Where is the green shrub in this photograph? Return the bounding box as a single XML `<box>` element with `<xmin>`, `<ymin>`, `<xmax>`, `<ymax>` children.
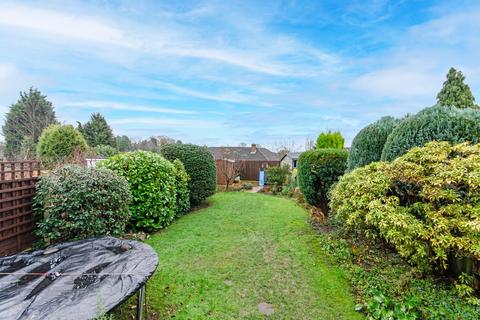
<box><xmin>282</xmin><ymin>168</ymin><xmax>298</xmax><ymax>197</ymax></box>
<box><xmin>160</xmin><ymin>144</ymin><xmax>216</xmax><ymax>205</ymax></box>
<box><xmin>34</xmin><ymin>165</ymin><xmax>131</xmax><ymax>244</ymax></box>
<box><xmin>36</xmin><ymin>124</ymin><xmax>88</xmax><ymax>168</ymax></box>
<box><xmin>317</xmin><ymin>229</ymin><xmax>480</xmax><ymax>320</ymax></box>
<box><xmin>347</xmin><ymin>116</ymin><xmax>398</xmax><ymax>171</ymax></box>
<box><xmin>99</xmin><ymin>151</ymin><xmax>178</xmax><ymax>231</ymax></box>
<box><xmin>266</xmin><ymin>164</ymin><xmax>290</xmax><ymax>193</ymax></box>
<box><xmin>316</xmin><ymin>131</ymin><xmax>345</xmax><ymax>149</ymax></box>
<box><xmin>94</xmin><ymin>144</ymin><xmax>119</xmax><ymax>158</ymax></box>
<box><xmin>331</xmin><ymin>141</ymin><xmax>480</xmax><ymax>274</ymax></box>
<box><xmin>297</xmin><ymin>148</ymin><xmax>348</xmax><ymax>213</ymax></box>
<box><xmin>172</xmin><ymin>159</ymin><xmax>190</xmax><ymax>215</ymax></box>
<box><xmin>381</xmin><ymin>105</ymin><xmax>480</xmax><ymax>161</ymax></box>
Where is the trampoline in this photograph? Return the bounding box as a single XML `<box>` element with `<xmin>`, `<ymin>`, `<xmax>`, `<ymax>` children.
<box><xmin>0</xmin><ymin>237</ymin><xmax>158</xmax><ymax>320</ymax></box>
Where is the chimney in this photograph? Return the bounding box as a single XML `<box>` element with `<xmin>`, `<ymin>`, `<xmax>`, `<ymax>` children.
<box><xmin>250</xmin><ymin>144</ymin><xmax>257</xmax><ymax>154</ymax></box>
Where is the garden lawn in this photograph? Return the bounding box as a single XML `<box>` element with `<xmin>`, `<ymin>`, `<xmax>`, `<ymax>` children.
<box><xmin>123</xmin><ymin>192</ymin><xmax>362</xmax><ymax>319</ymax></box>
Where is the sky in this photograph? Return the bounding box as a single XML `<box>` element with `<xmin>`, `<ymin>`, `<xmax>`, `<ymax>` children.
<box><xmin>1</xmin><ymin>0</ymin><xmax>480</xmax><ymax>150</ymax></box>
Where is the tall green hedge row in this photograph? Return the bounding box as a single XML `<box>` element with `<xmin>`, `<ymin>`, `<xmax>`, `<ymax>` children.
<box><xmin>160</xmin><ymin>143</ymin><xmax>216</xmax><ymax>205</ymax></box>
<box><xmin>297</xmin><ymin>148</ymin><xmax>348</xmax><ymax>213</ymax></box>
<box><xmin>347</xmin><ymin>116</ymin><xmax>398</xmax><ymax>171</ymax></box>
<box><xmin>172</xmin><ymin>159</ymin><xmax>191</xmax><ymax>215</ymax></box>
<box><xmin>381</xmin><ymin>105</ymin><xmax>480</xmax><ymax>161</ymax></box>
<box><xmin>100</xmin><ymin>151</ymin><xmax>189</xmax><ymax>231</ymax></box>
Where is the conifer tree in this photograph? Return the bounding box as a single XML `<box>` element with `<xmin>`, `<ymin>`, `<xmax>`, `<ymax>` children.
<box><xmin>437</xmin><ymin>67</ymin><xmax>476</xmax><ymax>109</ymax></box>
<box><xmin>77</xmin><ymin>113</ymin><xmax>116</xmax><ymax>147</ymax></box>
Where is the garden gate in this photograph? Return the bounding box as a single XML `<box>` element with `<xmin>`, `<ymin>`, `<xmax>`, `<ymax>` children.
<box><xmin>0</xmin><ymin>161</ymin><xmax>40</xmax><ymax>256</ymax></box>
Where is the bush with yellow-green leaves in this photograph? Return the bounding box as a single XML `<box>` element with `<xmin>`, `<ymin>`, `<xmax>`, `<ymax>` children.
<box><xmin>330</xmin><ymin>141</ymin><xmax>480</xmax><ymax>274</ymax></box>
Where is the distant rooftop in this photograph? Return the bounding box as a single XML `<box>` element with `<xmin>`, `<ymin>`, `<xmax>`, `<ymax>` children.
<box><xmin>208</xmin><ymin>144</ymin><xmax>279</xmax><ymax>162</ymax></box>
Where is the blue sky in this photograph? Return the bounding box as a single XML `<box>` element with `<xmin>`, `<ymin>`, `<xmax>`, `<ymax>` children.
<box><xmin>1</xmin><ymin>0</ymin><xmax>479</xmax><ymax>150</ymax></box>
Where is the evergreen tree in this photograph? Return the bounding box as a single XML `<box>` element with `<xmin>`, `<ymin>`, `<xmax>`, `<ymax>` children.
<box><xmin>437</xmin><ymin>67</ymin><xmax>476</xmax><ymax>108</ymax></box>
<box><xmin>316</xmin><ymin>131</ymin><xmax>344</xmax><ymax>149</ymax></box>
<box><xmin>78</xmin><ymin>113</ymin><xmax>116</xmax><ymax>147</ymax></box>
<box><xmin>2</xmin><ymin>88</ymin><xmax>57</xmax><ymax>159</ymax></box>
<box><xmin>116</xmin><ymin>135</ymin><xmax>132</xmax><ymax>152</ymax></box>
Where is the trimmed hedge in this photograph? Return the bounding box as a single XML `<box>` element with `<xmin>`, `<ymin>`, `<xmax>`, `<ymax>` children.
<box><xmin>160</xmin><ymin>144</ymin><xmax>216</xmax><ymax>205</ymax></box>
<box><xmin>172</xmin><ymin>159</ymin><xmax>190</xmax><ymax>215</ymax></box>
<box><xmin>34</xmin><ymin>165</ymin><xmax>131</xmax><ymax>244</ymax></box>
<box><xmin>99</xmin><ymin>151</ymin><xmax>180</xmax><ymax>231</ymax></box>
<box><xmin>347</xmin><ymin>116</ymin><xmax>399</xmax><ymax>171</ymax></box>
<box><xmin>297</xmin><ymin>148</ymin><xmax>348</xmax><ymax>213</ymax></box>
<box><xmin>331</xmin><ymin>141</ymin><xmax>480</xmax><ymax>275</ymax></box>
<box><xmin>381</xmin><ymin>105</ymin><xmax>480</xmax><ymax>161</ymax></box>
<box><xmin>316</xmin><ymin>131</ymin><xmax>345</xmax><ymax>149</ymax></box>
<box><xmin>36</xmin><ymin>124</ymin><xmax>88</xmax><ymax>168</ymax></box>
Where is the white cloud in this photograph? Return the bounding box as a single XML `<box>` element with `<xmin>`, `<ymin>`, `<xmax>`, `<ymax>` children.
<box><xmin>351</xmin><ymin>66</ymin><xmax>441</xmax><ymax>99</ymax></box>
<box><xmin>110</xmin><ymin>117</ymin><xmax>221</xmax><ymax>128</ymax></box>
<box><xmin>0</xmin><ymin>4</ymin><xmax>139</xmax><ymax>48</ymax></box>
<box><xmin>63</xmin><ymin>101</ymin><xmax>196</xmax><ymax>114</ymax></box>
<box><xmin>349</xmin><ymin>5</ymin><xmax>480</xmax><ymax>102</ymax></box>
<box><xmin>0</xmin><ymin>64</ymin><xmax>33</xmax><ymax>103</ymax></box>
<box><xmin>0</xmin><ymin>3</ymin><xmax>340</xmax><ymax>77</ymax></box>
<box><xmin>153</xmin><ymin>81</ymin><xmax>261</xmax><ymax>105</ymax></box>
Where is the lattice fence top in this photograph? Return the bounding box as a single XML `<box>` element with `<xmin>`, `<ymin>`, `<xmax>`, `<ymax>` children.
<box><xmin>0</xmin><ymin>161</ymin><xmax>41</xmax><ymax>256</ymax></box>
<box><xmin>0</xmin><ymin>161</ymin><xmax>40</xmax><ymax>181</ymax></box>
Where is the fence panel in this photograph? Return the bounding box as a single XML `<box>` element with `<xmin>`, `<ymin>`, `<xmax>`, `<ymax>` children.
<box><xmin>0</xmin><ymin>161</ymin><xmax>40</xmax><ymax>256</ymax></box>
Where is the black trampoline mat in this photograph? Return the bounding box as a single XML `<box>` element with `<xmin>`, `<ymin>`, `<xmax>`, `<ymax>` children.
<box><xmin>0</xmin><ymin>237</ymin><xmax>158</xmax><ymax>320</ymax></box>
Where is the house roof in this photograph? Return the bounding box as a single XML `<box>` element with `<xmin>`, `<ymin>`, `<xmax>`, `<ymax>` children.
<box><xmin>208</xmin><ymin>146</ymin><xmax>280</xmax><ymax>162</ymax></box>
<box><xmin>280</xmin><ymin>151</ymin><xmax>301</xmax><ymax>161</ymax></box>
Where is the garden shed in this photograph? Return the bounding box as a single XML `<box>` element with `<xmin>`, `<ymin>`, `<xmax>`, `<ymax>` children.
<box><xmin>208</xmin><ymin>144</ymin><xmax>280</xmax><ymax>185</ymax></box>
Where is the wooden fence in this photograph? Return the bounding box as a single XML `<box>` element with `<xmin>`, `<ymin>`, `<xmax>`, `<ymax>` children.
<box><xmin>215</xmin><ymin>159</ymin><xmax>280</xmax><ymax>185</ymax></box>
<box><xmin>0</xmin><ymin>161</ymin><xmax>40</xmax><ymax>256</ymax></box>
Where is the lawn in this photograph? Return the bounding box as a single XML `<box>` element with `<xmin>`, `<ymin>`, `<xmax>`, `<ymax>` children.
<box><xmin>117</xmin><ymin>192</ymin><xmax>362</xmax><ymax>319</ymax></box>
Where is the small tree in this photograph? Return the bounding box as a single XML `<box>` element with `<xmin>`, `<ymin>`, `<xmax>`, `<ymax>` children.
<box><xmin>437</xmin><ymin>67</ymin><xmax>476</xmax><ymax>109</ymax></box>
<box><xmin>316</xmin><ymin>131</ymin><xmax>344</xmax><ymax>149</ymax></box>
<box><xmin>36</xmin><ymin>124</ymin><xmax>88</xmax><ymax>168</ymax></box>
<box><xmin>2</xmin><ymin>88</ymin><xmax>57</xmax><ymax>159</ymax></box>
<box><xmin>218</xmin><ymin>149</ymin><xmax>245</xmax><ymax>191</ymax></box>
<box><xmin>77</xmin><ymin>113</ymin><xmax>116</xmax><ymax>147</ymax></box>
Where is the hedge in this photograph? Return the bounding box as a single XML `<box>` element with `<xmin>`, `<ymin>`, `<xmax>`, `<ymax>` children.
<box><xmin>331</xmin><ymin>141</ymin><xmax>480</xmax><ymax>275</ymax></box>
<box><xmin>297</xmin><ymin>148</ymin><xmax>348</xmax><ymax>213</ymax></box>
<box><xmin>381</xmin><ymin>105</ymin><xmax>480</xmax><ymax>161</ymax></box>
<box><xmin>99</xmin><ymin>151</ymin><xmax>180</xmax><ymax>231</ymax></box>
<box><xmin>172</xmin><ymin>159</ymin><xmax>190</xmax><ymax>215</ymax></box>
<box><xmin>34</xmin><ymin>165</ymin><xmax>131</xmax><ymax>244</ymax></box>
<box><xmin>160</xmin><ymin>143</ymin><xmax>216</xmax><ymax>205</ymax></box>
<box><xmin>347</xmin><ymin>116</ymin><xmax>398</xmax><ymax>171</ymax></box>
<box><xmin>36</xmin><ymin>124</ymin><xmax>88</xmax><ymax>168</ymax></box>
<box><xmin>266</xmin><ymin>164</ymin><xmax>290</xmax><ymax>194</ymax></box>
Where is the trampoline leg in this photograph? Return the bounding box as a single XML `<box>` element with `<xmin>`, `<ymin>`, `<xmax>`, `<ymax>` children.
<box><xmin>136</xmin><ymin>285</ymin><xmax>146</xmax><ymax>320</ymax></box>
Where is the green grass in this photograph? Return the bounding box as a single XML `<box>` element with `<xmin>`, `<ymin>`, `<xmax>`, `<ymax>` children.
<box><xmin>117</xmin><ymin>192</ymin><xmax>363</xmax><ymax>319</ymax></box>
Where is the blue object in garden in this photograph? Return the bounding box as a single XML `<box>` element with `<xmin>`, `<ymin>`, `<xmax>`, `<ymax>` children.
<box><xmin>259</xmin><ymin>170</ymin><xmax>265</xmax><ymax>186</ymax></box>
